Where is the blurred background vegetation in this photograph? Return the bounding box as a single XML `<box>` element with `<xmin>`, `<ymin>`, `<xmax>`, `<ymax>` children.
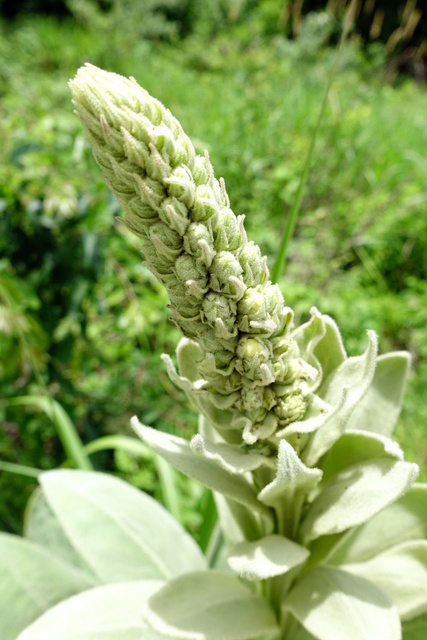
<box><xmin>0</xmin><ymin>0</ymin><xmax>426</xmax><ymax>536</ymax></box>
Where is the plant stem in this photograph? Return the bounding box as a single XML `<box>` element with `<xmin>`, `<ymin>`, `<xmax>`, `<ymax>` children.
<box><xmin>272</xmin><ymin>0</ymin><xmax>359</xmax><ymax>283</ymax></box>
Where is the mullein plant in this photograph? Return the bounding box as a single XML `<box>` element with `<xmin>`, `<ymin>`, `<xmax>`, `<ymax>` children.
<box><xmin>2</xmin><ymin>64</ymin><xmax>426</xmax><ymax>640</ymax></box>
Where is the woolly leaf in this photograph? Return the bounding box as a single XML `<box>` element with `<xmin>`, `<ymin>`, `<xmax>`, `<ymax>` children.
<box><xmin>346</xmin><ymin>352</ymin><xmax>410</xmax><ymax>436</ymax></box>
<box><xmin>300</xmin><ymin>458</ymin><xmax>418</xmax><ymax>543</ymax></box>
<box><xmin>18</xmin><ymin>580</ymin><xmax>165</xmax><ymax>640</ymax></box>
<box><xmin>228</xmin><ymin>535</ymin><xmax>309</xmax><ymax>581</ymax></box>
<box><xmin>258</xmin><ymin>439</ymin><xmax>322</xmax><ymax>507</ymax></box>
<box><xmin>302</xmin><ymin>330</ymin><xmax>378</xmax><ymax>465</ymax></box>
<box><xmin>40</xmin><ymin>469</ymin><xmax>206</xmax><ymax>582</ymax></box>
<box><xmin>24</xmin><ymin>488</ymin><xmax>92</xmax><ymax>575</ymax></box>
<box><xmin>144</xmin><ymin>571</ymin><xmax>279</xmax><ymax>640</ymax></box>
<box><xmin>328</xmin><ymin>484</ymin><xmax>427</xmax><ymax>564</ymax></box>
<box><xmin>0</xmin><ymin>533</ymin><xmax>96</xmax><ymax>640</ymax></box>
<box><xmin>320</xmin><ymin>430</ymin><xmax>403</xmax><ymax>483</ymax></box>
<box><xmin>133</xmin><ymin>418</ymin><xmax>273</xmax><ymax>522</ymax></box>
<box><xmin>190</xmin><ymin>433</ymin><xmax>274</xmax><ymax>474</ymax></box>
<box><xmin>283</xmin><ymin>566</ymin><xmax>401</xmax><ymax>640</ymax></box>
<box><xmin>344</xmin><ymin>541</ymin><xmax>427</xmax><ymax>620</ymax></box>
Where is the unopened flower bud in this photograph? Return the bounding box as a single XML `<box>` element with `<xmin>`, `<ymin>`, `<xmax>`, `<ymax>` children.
<box><xmin>164</xmin><ymin>166</ymin><xmax>196</xmax><ymax>209</ymax></box>
<box><xmin>274</xmin><ymin>392</ymin><xmax>307</xmax><ymax>424</ymax></box>
<box><xmin>210</xmin><ymin>251</ymin><xmax>245</xmax><ymax>298</ymax></box>
<box><xmin>192</xmin><ymin>155</ymin><xmax>210</xmax><ymax>186</ymax></box>
<box><xmin>202</xmin><ymin>292</ymin><xmax>237</xmax><ymax>335</ymax></box>
<box><xmin>174</xmin><ymin>254</ymin><xmax>208</xmax><ymax>293</ymax></box>
<box><xmin>238</xmin><ymin>242</ymin><xmax>268</xmax><ymax>287</ymax></box>
<box><xmin>183</xmin><ymin>222</ymin><xmax>214</xmax><ymax>267</ymax></box>
<box><xmin>213</xmin><ymin>208</ymin><xmax>243</xmax><ymax>252</ymax></box>
<box><xmin>236</xmin><ymin>336</ymin><xmax>274</xmax><ymax>383</ymax></box>
<box><xmin>159</xmin><ymin>197</ymin><xmax>189</xmax><ymax>236</ymax></box>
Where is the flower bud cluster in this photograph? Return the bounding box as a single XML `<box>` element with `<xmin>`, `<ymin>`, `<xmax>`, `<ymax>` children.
<box><xmin>70</xmin><ymin>64</ymin><xmax>317</xmax><ymax>443</ymax></box>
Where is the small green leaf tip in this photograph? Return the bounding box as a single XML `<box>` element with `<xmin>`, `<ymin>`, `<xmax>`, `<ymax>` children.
<box><xmin>69</xmin><ymin>63</ymin><xmax>316</xmax><ymax>442</ymax></box>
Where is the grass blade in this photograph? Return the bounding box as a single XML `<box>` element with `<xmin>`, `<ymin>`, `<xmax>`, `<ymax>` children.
<box><xmin>0</xmin><ymin>460</ymin><xmax>41</xmax><ymax>478</ymax></box>
<box><xmin>272</xmin><ymin>0</ymin><xmax>359</xmax><ymax>283</ymax></box>
<box><xmin>6</xmin><ymin>395</ymin><xmax>93</xmax><ymax>471</ymax></box>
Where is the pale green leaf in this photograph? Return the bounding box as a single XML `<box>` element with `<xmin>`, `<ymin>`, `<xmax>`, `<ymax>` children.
<box><xmin>312</xmin><ymin>312</ymin><xmax>347</xmax><ymax>382</ymax></box>
<box><xmin>176</xmin><ymin>337</ymin><xmax>204</xmax><ymax>382</ymax></box>
<box><xmin>145</xmin><ymin>570</ymin><xmax>279</xmax><ymax>640</ymax></box>
<box><xmin>283</xmin><ymin>566</ymin><xmax>401</xmax><ymax>640</ymax></box>
<box><xmin>320</xmin><ymin>430</ymin><xmax>403</xmax><ymax>483</ymax></box>
<box><xmin>132</xmin><ymin>418</ymin><xmax>273</xmax><ymax>522</ymax></box>
<box><xmin>18</xmin><ymin>580</ymin><xmax>165</xmax><ymax>640</ymax></box>
<box><xmin>293</xmin><ymin>309</ymin><xmax>347</xmax><ymax>392</ymax></box>
<box><xmin>328</xmin><ymin>484</ymin><xmax>427</xmax><ymax>564</ymax></box>
<box><xmin>276</xmin><ymin>394</ymin><xmax>336</xmax><ymax>438</ymax></box>
<box><xmin>302</xmin><ymin>330</ymin><xmax>378</xmax><ymax>466</ymax></box>
<box><xmin>300</xmin><ymin>458</ymin><xmax>418</xmax><ymax>543</ymax></box>
<box><xmin>258</xmin><ymin>439</ymin><xmax>322</xmax><ymax>507</ymax></box>
<box><xmin>40</xmin><ymin>469</ymin><xmax>206</xmax><ymax>583</ymax></box>
<box><xmin>213</xmin><ymin>492</ymin><xmax>265</xmax><ymax>547</ymax></box>
<box><xmin>0</xmin><ymin>533</ymin><xmax>96</xmax><ymax>640</ymax></box>
<box><xmin>343</xmin><ymin>541</ymin><xmax>427</xmax><ymax>620</ymax></box>
<box><xmin>402</xmin><ymin>610</ymin><xmax>427</xmax><ymax>640</ymax></box>
<box><xmin>190</xmin><ymin>434</ymin><xmax>274</xmax><ymax>474</ymax></box>
<box><xmin>346</xmin><ymin>352</ymin><xmax>410</xmax><ymax>436</ymax></box>
<box><xmin>227</xmin><ymin>535</ymin><xmax>309</xmax><ymax>581</ymax></box>
<box><xmin>24</xmin><ymin>488</ymin><xmax>92</xmax><ymax>575</ymax></box>
<box><xmin>292</xmin><ymin>307</ymin><xmax>326</xmax><ymax>380</ymax></box>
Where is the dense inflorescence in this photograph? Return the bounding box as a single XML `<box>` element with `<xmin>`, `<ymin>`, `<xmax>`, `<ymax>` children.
<box><xmin>70</xmin><ymin>64</ymin><xmax>317</xmax><ymax>443</ymax></box>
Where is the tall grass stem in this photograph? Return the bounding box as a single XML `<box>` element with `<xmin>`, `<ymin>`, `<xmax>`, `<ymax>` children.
<box><xmin>271</xmin><ymin>0</ymin><xmax>359</xmax><ymax>283</ymax></box>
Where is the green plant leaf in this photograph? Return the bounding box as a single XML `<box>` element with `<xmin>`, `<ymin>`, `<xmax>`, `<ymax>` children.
<box><xmin>300</xmin><ymin>458</ymin><xmax>418</xmax><ymax>543</ymax></box>
<box><xmin>328</xmin><ymin>483</ymin><xmax>427</xmax><ymax>564</ymax></box>
<box><xmin>85</xmin><ymin>434</ymin><xmax>182</xmax><ymax>521</ymax></box>
<box><xmin>227</xmin><ymin>534</ymin><xmax>309</xmax><ymax>581</ymax></box>
<box><xmin>176</xmin><ymin>337</ymin><xmax>204</xmax><ymax>382</ymax></box>
<box><xmin>132</xmin><ymin>418</ymin><xmax>273</xmax><ymax>522</ymax></box>
<box><xmin>144</xmin><ymin>570</ymin><xmax>279</xmax><ymax>640</ymax></box>
<box><xmin>292</xmin><ymin>308</ymin><xmax>347</xmax><ymax>385</ymax></box>
<box><xmin>24</xmin><ymin>488</ymin><xmax>93</xmax><ymax>575</ymax></box>
<box><xmin>17</xmin><ymin>580</ymin><xmax>165</xmax><ymax>640</ymax></box>
<box><xmin>40</xmin><ymin>469</ymin><xmax>207</xmax><ymax>582</ymax></box>
<box><xmin>320</xmin><ymin>430</ymin><xmax>404</xmax><ymax>483</ymax></box>
<box><xmin>0</xmin><ymin>533</ymin><xmax>96</xmax><ymax>640</ymax></box>
<box><xmin>301</xmin><ymin>330</ymin><xmax>378</xmax><ymax>466</ymax></box>
<box><xmin>283</xmin><ymin>566</ymin><xmax>401</xmax><ymax>640</ymax></box>
<box><xmin>213</xmin><ymin>492</ymin><xmax>265</xmax><ymax>546</ymax></box>
<box><xmin>312</xmin><ymin>312</ymin><xmax>347</xmax><ymax>382</ymax></box>
<box><xmin>346</xmin><ymin>352</ymin><xmax>410</xmax><ymax>436</ymax></box>
<box><xmin>343</xmin><ymin>540</ymin><xmax>427</xmax><ymax>620</ymax></box>
<box><xmin>190</xmin><ymin>433</ymin><xmax>274</xmax><ymax>474</ymax></box>
<box><xmin>258</xmin><ymin>439</ymin><xmax>322</xmax><ymax>507</ymax></box>
<box><xmin>402</xmin><ymin>610</ymin><xmax>427</xmax><ymax>640</ymax></box>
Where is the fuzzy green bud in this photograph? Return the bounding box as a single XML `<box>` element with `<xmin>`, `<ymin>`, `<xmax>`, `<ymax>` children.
<box><xmin>238</xmin><ymin>242</ymin><xmax>268</xmax><ymax>288</ymax></box>
<box><xmin>183</xmin><ymin>222</ymin><xmax>215</xmax><ymax>267</ymax></box>
<box><xmin>210</xmin><ymin>251</ymin><xmax>245</xmax><ymax>299</ymax></box>
<box><xmin>213</xmin><ymin>209</ymin><xmax>243</xmax><ymax>252</ymax></box>
<box><xmin>202</xmin><ymin>292</ymin><xmax>237</xmax><ymax>336</ymax></box>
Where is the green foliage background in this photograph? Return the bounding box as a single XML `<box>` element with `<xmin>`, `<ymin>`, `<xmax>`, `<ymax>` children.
<box><xmin>0</xmin><ymin>1</ymin><xmax>426</xmax><ymax>533</ymax></box>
